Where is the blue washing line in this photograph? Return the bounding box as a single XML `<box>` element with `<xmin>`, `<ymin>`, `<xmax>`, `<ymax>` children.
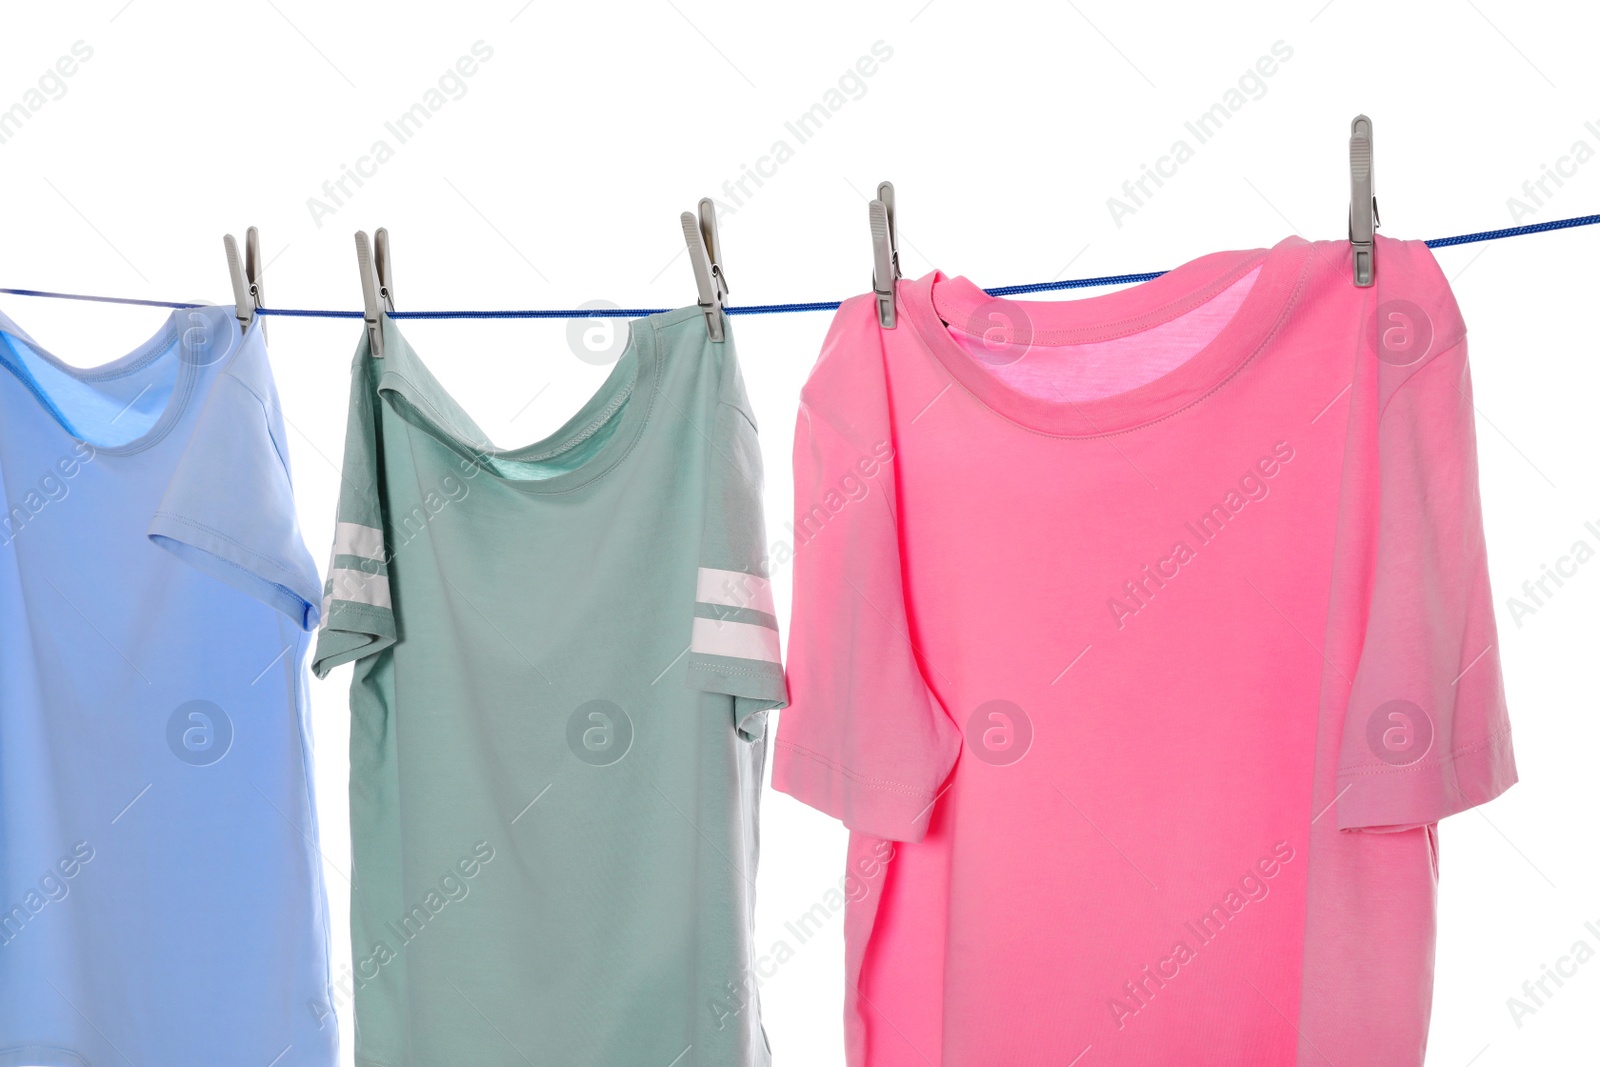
<box><xmin>3</xmin><ymin>212</ymin><xmax>1596</xmax><ymax>320</ymax></box>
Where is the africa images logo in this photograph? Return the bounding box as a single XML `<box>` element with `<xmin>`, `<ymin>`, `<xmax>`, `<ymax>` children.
<box><xmin>1369</xmin><ymin>299</ymin><xmax>1434</xmax><ymax>367</ymax></box>
<box><xmin>1107</xmin><ymin>841</ymin><xmax>1296</xmax><ymax>1030</ymax></box>
<box><xmin>166</xmin><ymin>700</ymin><xmax>234</xmax><ymax>767</ymax></box>
<box><xmin>964</xmin><ymin>700</ymin><xmax>1033</xmax><ymax>767</ymax></box>
<box><xmin>1365</xmin><ymin>699</ymin><xmax>1434</xmax><ymax>767</ymax></box>
<box><xmin>566</xmin><ymin>699</ymin><xmax>633</xmax><ymax>767</ymax></box>
<box><xmin>1105</xmin><ymin>441</ymin><xmax>1295</xmax><ymax>630</ymax></box>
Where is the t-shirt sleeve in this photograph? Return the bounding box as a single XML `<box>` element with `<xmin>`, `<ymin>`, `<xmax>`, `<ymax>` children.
<box><xmin>772</xmin><ymin>295</ymin><xmax>962</xmax><ymax>843</ymax></box>
<box><xmin>686</xmin><ymin>350</ymin><xmax>788</xmax><ymax>741</ymax></box>
<box><xmin>311</xmin><ymin>354</ymin><xmax>397</xmax><ymax>677</ymax></box>
<box><xmin>149</xmin><ymin>341</ymin><xmax>322</xmax><ymax>630</ymax></box>
<box><xmin>1337</xmin><ymin>244</ymin><xmax>1516</xmax><ymax>831</ymax></box>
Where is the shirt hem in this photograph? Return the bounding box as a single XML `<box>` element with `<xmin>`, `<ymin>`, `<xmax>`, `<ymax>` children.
<box><xmin>1335</xmin><ymin>725</ymin><xmax>1517</xmax><ymax>831</ymax></box>
<box><xmin>686</xmin><ymin>657</ymin><xmax>786</xmax><ymax>741</ymax></box>
<box><xmin>312</xmin><ymin>601</ymin><xmax>398</xmax><ymax>677</ymax></box>
<box><xmin>0</xmin><ymin>1045</ymin><xmax>92</xmax><ymax>1067</ymax></box>
<box><xmin>771</xmin><ymin>738</ymin><xmax>938</xmax><ymax>842</ymax></box>
<box><xmin>149</xmin><ymin>511</ymin><xmax>321</xmax><ymax>630</ymax></box>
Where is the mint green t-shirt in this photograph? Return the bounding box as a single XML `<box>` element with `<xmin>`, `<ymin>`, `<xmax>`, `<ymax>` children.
<box><xmin>313</xmin><ymin>307</ymin><xmax>786</xmax><ymax>1067</ymax></box>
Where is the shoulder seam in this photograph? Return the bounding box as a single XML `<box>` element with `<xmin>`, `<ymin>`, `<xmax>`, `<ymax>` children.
<box><xmin>1376</xmin><ymin>335</ymin><xmax>1469</xmax><ymax>426</ymax></box>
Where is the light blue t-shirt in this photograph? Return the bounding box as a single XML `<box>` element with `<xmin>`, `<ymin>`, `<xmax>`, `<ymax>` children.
<box><xmin>0</xmin><ymin>304</ymin><xmax>336</xmax><ymax>1066</ymax></box>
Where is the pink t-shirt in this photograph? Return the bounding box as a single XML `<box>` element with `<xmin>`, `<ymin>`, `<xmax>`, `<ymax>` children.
<box><xmin>773</xmin><ymin>235</ymin><xmax>1516</xmax><ymax>1067</ymax></box>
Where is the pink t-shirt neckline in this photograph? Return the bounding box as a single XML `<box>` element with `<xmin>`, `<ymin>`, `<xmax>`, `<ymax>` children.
<box><xmin>902</xmin><ymin>235</ymin><xmax>1314</xmax><ymax>436</ymax></box>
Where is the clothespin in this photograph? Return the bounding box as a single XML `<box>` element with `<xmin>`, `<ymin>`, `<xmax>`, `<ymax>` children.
<box><xmin>682</xmin><ymin>198</ymin><xmax>727</xmax><ymax>342</ymax></box>
<box><xmin>869</xmin><ymin>181</ymin><xmax>900</xmax><ymax>328</ymax></box>
<box><xmin>1349</xmin><ymin>116</ymin><xmax>1379</xmax><ymax>287</ymax></box>
<box><xmin>374</xmin><ymin>227</ymin><xmax>395</xmax><ymax>313</ymax></box>
<box><xmin>223</xmin><ymin>226</ymin><xmax>266</xmax><ymax>339</ymax></box>
<box><xmin>355</xmin><ymin>228</ymin><xmax>394</xmax><ymax>358</ymax></box>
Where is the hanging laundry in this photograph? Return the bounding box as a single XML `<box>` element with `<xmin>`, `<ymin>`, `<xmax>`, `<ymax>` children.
<box><xmin>775</xmin><ymin>235</ymin><xmax>1516</xmax><ymax>1067</ymax></box>
<box><xmin>0</xmin><ymin>304</ymin><xmax>336</xmax><ymax>1065</ymax></box>
<box><xmin>313</xmin><ymin>307</ymin><xmax>786</xmax><ymax>1066</ymax></box>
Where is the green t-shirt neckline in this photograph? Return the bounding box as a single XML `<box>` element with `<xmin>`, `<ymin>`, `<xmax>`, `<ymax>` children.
<box><xmin>371</xmin><ymin>308</ymin><xmax>679</xmax><ymax>494</ymax></box>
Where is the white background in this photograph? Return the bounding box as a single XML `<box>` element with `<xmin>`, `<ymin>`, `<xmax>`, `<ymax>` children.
<box><xmin>2</xmin><ymin>1</ymin><xmax>1597</xmax><ymax>1064</ymax></box>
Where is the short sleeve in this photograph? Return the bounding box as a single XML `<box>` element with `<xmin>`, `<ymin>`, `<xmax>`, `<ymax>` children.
<box><xmin>311</xmin><ymin>351</ymin><xmax>397</xmax><ymax>677</ymax></box>
<box><xmin>686</xmin><ymin>347</ymin><xmax>788</xmax><ymax>741</ymax></box>
<box><xmin>1336</xmin><ymin>244</ymin><xmax>1516</xmax><ymax>831</ymax></box>
<box><xmin>149</xmin><ymin>334</ymin><xmax>321</xmax><ymax>630</ymax></box>
<box><xmin>772</xmin><ymin>295</ymin><xmax>961</xmax><ymax>843</ymax></box>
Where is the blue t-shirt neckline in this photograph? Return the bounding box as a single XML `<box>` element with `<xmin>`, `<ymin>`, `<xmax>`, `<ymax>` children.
<box><xmin>0</xmin><ymin>304</ymin><xmax>237</xmax><ymax>456</ymax></box>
